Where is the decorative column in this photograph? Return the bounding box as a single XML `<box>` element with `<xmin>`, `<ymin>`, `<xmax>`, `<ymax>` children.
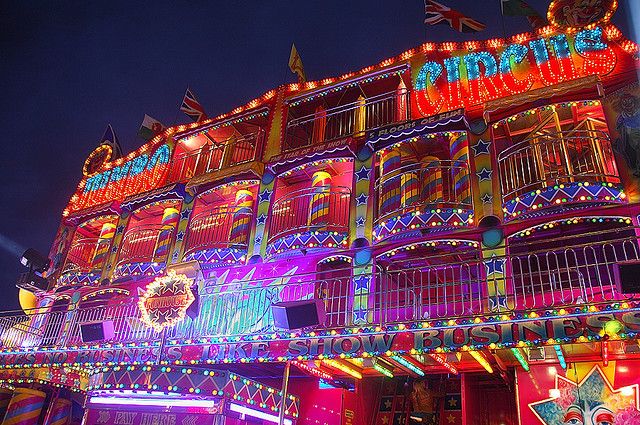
<box><xmin>44</xmin><ymin>396</ymin><xmax>71</xmax><ymax>425</ymax></box>
<box><xmin>312</xmin><ymin>105</ymin><xmax>327</xmax><ymax>143</ymax></box>
<box><xmin>400</xmin><ymin>168</ymin><xmax>419</xmax><ymax>208</ymax></box>
<box><xmin>2</xmin><ymin>388</ymin><xmax>46</xmax><ymax>425</ymax></box>
<box><xmin>396</xmin><ymin>79</ymin><xmax>408</xmax><ymax>122</ymax></box>
<box><xmin>229</xmin><ymin>189</ymin><xmax>254</xmax><ymax>245</ymax></box>
<box><xmin>91</xmin><ymin>222</ymin><xmax>116</xmax><ymax>270</ymax></box>
<box><xmin>378</xmin><ymin>148</ymin><xmax>402</xmax><ymax>217</ymax></box>
<box><xmin>354</xmin><ymin>95</ymin><xmax>366</xmax><ymax>137</ymax></box>
<box><xmin>101</xmin><ymin>212</ymin><xmax>130</xmax><ymax>281</ymax></box>
<box><xmin>449</xmin><ymin>133</ymin><xmax>471</xmax><ymax>205</ymax></box>
<box><xmin>309</xmin><ymin>171</ymin><xmax>332</xmax><ymax>229</ymax></box>
<box><xmin>153</xmin><ymin>206</ymin><xmax>180</xmax><ymax>262</ymax></box>
<box><xmin>421</xmin><ymin>156</ymin><xmax>443</xmax><ymax>204</ymax></box>
<box><xmin>169</xmin><ymin>193</ymin><xmax>195</xmax><ymax>265</ymax></box>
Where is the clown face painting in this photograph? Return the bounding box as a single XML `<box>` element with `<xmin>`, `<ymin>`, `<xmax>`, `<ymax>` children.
<box><xmin>548</xmin><ymin>0</ymin><xmax>617</xmax><ymax>28</ymax></box>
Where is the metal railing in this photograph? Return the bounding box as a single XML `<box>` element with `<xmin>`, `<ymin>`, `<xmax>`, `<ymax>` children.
<box><xmin>284</xmin><ymin>90</ymin><xmax>409</xmax><ymax>151</ymax></box>
<box><xmin>268</xmin><ymin>186</ymin><xmax>351</xmax><ymax>243</ymax></box>
<box><xmin>3</xmin><ymin>227</ymin><xmax>639</xmax><ymax>350</ymax></box>
<box><xmin>168</xmin><ymin>131</ymin><xmax>263</xmax><ymax>183</ymax></box>
<box><xmin>183</xmin><ymin>207</ymin><xmax>253</xmax><ymax>257</ymax></box>
<box><xmin>375</xmin><ymin>160</ymin><xmax>472</xmax><ymax>224</ymax></box>
<box><xmin>116</xmin><ymin>224</ymin><xmax>174</xmax><ymax>267</ymax></box>
<box><xmin>61</xmin><ymin>238</ymin><xmax>111</xmax><ymax>275</ymax></box>
<box><xmin>497</xmin><ymin>130</ymin><xmax>620</xmax><ymax>202</ymax></box>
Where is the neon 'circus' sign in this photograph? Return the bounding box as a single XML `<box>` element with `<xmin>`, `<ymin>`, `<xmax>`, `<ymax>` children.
<box><xmin>413</xmin><ymin>26</ymin><xmax>620</xmax><ymax>116</ymax></box>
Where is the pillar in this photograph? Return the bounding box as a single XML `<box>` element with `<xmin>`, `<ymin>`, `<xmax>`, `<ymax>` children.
<box><xmin>309</xmin><ymin>171</ymin><xmax>332</xmax><ymax>229</ymax></box>
<box><xmin>449</xmin><ymin>133</ymin><xmax>471</xmax><ymax>205</ymax></box>
<box><xmin>44</xmin><ymin>396</ymin><xmax>71</xmax><ymax>425</ymax></box>
<box><xmin>91</xmin><ymin>222</ymin><xmax>116</xmax><ymax>270</ymax></box>
<box><xmin>396</xmin><ymin>79</ymin><xmax>407</xmax><ymax>122</ymax></box>
<box><xmin>421</xmin><ymin>156</ymin><xmax>443</xmax><ymax>204</ymax></box>
<box><xmin>312</xmin><ymin>105</ymin><xmax>327</xmax><ymax>143</ymax></box>
<box><xmin>229</xmin><ymin>190</ymin><xmax>254</xmax><ymax>245</ymax></box>
<box><xmin>354</xmin><ymin>95</ymin><xmax>366</xmax><ymax>136</ymax></box>
<box><xmin>400</xmin><ymin>169</ymin><xmax>419</xmax><ymax>208</ymax></box>
<box><xmin>154</xmin><ymin>206</ymin><xmax>179</xmax><ymax>261</ymax></box>
<box><xmin>378</xmin><ymin>149</ymin><xmax>402</xmax><ymax>217</ymax></box>
<box><xmin>2</xmin><ymin>388</ymin><xmax>46</xmax><ymax>425</ymax></box>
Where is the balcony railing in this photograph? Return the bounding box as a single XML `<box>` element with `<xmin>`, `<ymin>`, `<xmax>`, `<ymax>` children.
<box><xmin>168</xmin><ymin>131</ymin><xmax>263</xmax><ymax>183</ymax></box>
<box><xmin>284</xmin><ymin>90</ymin><xmax>409</xmax><ymax>151</ymax></box>
<box><xmin>375</xmin><ymin>160</ymin><xmax>472</xmax><ymax>224</ymax></box>
<box><xmin>3</xmin><ymin>227</ymin><xmax>639</xmax><ymax>350</ymax></box>
<box><xmin>268</xmin><ymin>186</ymin><xmax>351</xmax><ymax>243</ymax></box>
<box><xmin>183</xmin><ymin>207</ymin><xmax>253</xmax><ymax>257</ymax></box>
<box><xmin>116</xmin><ymin>224</ymin><xmax>174</xmax><ymax>267</ymax></box>
<box><xmin>498</xmin><ymin>130</ymin><xmax>620</xmax><ymax>203</ymax></box>
<box><xmin>61</xmin><ymin>237</ymin><xmax>112</xmax><ymax>275</ymax></box>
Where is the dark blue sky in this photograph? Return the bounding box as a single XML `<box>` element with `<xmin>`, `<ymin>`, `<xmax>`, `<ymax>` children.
<box><xmin>0</xmin><ymin>1</ymin><xmax>635</xmax><ymax>310</ymax></box>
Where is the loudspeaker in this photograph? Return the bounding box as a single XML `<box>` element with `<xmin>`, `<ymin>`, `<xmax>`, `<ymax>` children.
<box><xmin>271</xmin><ymin>300</ymin><xmax>326</xmax><ymax>330</ymax></box>
<box><xmin>80</xmin><ymin>321</ymin><xmax>115</xmax><ymax>343</ymax></box>
<box><xmin>615</xmin><ymin>261</ymin><xmax>640</xmax><ymax>294</ymax></box>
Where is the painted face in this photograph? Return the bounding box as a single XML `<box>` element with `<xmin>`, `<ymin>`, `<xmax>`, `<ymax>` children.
<box><xmin>563</xmin><ymin>404</ymin><xmax>614</xmax><ymax>425</ymax></box>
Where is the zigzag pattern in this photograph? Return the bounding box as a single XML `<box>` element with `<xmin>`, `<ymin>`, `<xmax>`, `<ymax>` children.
<box><xmin>57</xmin><ymin>271</ymin><xmax>101</xmax><ymax>287</ymax></box>
<box><xmin>373</xmin><ymin>208</ymin><xmax>473</xmax><ymax>241</ymax></box>
<box><xmin>503</xmin><ymin>181</ymin><xmax>626</xmax><ymax>221</ymax></box>
<box><xmin>184</xmin><ymin>247</ymin><xmax>247</xmax><ymax>265</ymax></box>
<box><xmin>112</xmin><ymin>261</ymin><xmax>165</xmax><ymax>279</ymax></box>
<box><xmin>266</xmin><ymin>231</ymin><xmax>348</xmax><ymax>258</ymax></box>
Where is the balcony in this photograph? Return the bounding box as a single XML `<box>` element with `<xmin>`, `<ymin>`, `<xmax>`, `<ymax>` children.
<box><xmin>267</xmin><ymin>186</ymin><xmax>351</xmax><ymax>257</ymax></box>
<box><xmin>183</xmin><ymin>207</ymin><xmax>252</xmax><ymax>264</ymax></box>
<box><xmin>498</xmin><ymin>130</ymin><xmax>624</xmax><ymax>220</ymax></box>
<box><xmin>3</xmin><ymin>227</ymin><xmax>639</xmax><ymax>350</ymax></box>
<box><xmin>168</xmin><ymin>131</ymin><xmax>263</xmax><ymax>184</ymax></box>
<box><xmin>57</xmin><ymin>238</ymin><xmax>111</xmax><ymax>287</ymax></box>
<box><xmin>113</xmin><ymin>224</ymin><xmax>173</xmax><ymax>278</ymax></box>
<box><xmin>284</xmin><ymin>90</ymin><xmax>409</xmax><ymax>151</ymax></box>
<box><xmin>373</xmin><ymin>160</ymin><xmax>473</xmax><ymax>241</ymax></box>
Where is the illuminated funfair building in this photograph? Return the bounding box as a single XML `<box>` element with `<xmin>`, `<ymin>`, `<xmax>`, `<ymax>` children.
<box><xmin>4</xmin><ymin>3</ymin><xmax>640</xmax><ymax>425</ymax></box>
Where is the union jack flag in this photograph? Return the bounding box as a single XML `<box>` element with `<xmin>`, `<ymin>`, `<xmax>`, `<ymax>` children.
<box><xmin>180</xmin><ymin>88</ymin><xmax>207</xmax><ymax>122</ymax></box>
<box><xmin>424</xmin><ymin>0</ymin><xmax>486</xmax><ymax>33</ymax></box>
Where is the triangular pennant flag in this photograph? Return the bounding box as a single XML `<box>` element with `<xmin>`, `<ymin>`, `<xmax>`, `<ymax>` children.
<box><xmin>99</xmin><ymin>124</ymin><xmax>123</xmax><ymax>160</ymax></box>
<box><xmin>288</xmin><ymin>44</ymin><xmax>306</xmax><ymax>83</ymax></box>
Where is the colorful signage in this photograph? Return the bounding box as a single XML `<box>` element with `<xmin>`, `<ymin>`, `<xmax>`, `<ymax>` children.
<box><xmin>85</xmin><ymin>408</ymin><xmax>221</xmax><ymax>425</ymax></box>
<box><xmin>2</xmin><ymin>310</ymin><xmax>640</xmax><ymax>368</ymax></box>
<box><xmin>138</xmin><ymin>270</ymin><xmax>195</xmax><ymax>332</ymax></box>
<box><xmin>412</xmin><ymin>26</ymin><xmax>618</xmax><ymax>117</ymax></box>
<box><xmin>548</xmin><ymin>0</ymin><xmax>618</xmax><ymax>30</ymax></box>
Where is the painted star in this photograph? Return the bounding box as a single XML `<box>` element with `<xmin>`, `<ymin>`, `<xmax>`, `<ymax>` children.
<box><xmin>384</xmin><ymin>399</ymin><xmax>393</xmax><ymax>409</ymax></box>
<box><xmin>180</xmin><ymin>209</ymin><xmax>191</xmax><ymax>220</ymax></box>
<box><xmin>116</xmin><ymin>225</ymin><xmax>125</xmax><ymax>235</ymax></box>
<box><xmin>254</xmin><ymin>236</ymin><xmax>262</xmax><ymax>245</ymax></box>
<box><xmin>484</xmin><ymin>255</ymin><xmax>505</xmax><ymax>275</ymax></box>
<box><xmin>355</xmin><ymin>166</ymin><xmax>371</xmax><ymax>182</ymax></box>
<box><xmin>471</xmin><ymin>139</ymin><xmax>491</xmax><ymax>156</ymax></box>
<box><xmin>476</xmin><ymin>168</ymin><xmax>493</xmax><ymax>182</ymax></box>
<box><xmin>177</xmin><ymin>231</ymin><xmax>185</xmax><ymax>241</ymax></box>
<box><xmin>354</xmin><ymin>275</ymin><xmax>370</xmax><ymax>291</ymax></box>
<box><xmin>356</xmin><ymin>193</ymin><xmax>369</xmax><ymax>206</ymax></box>
<box><xmin>353</xmin><ymin>309</ymin><xmax>368</xmax><ymax>323</ymax></box>
<box><xmin>356</xmin><ymin>216</ymin><xmax>366</xmax><ymax>227</ymax></box>
<box><xmin>448</xmin><ymin>398</ymin><xmax>458</xmax><ymax>407</ymax></box>
<box><xmin>489</xmin><ymin>294</ymin><xmax>508</xmax><ymax>311</ymax></box>
<box><xmin>381</xmin><ymin>416</ymin><xmax>390</xmax><ymax>425</ymax></box>
<box><xmin>259</xmin><ymin>188</ymin><xmax>273</xmax><ymax>203</ymax></box>
<box><xmin>256</xmin><ymin>214</ymin><xmax>267</xmax><ymax>225</ymax></box>
<box><xmin>447</xmin><ymin>414</ymin><xmax>456</xmax><ymax>424</ymax></box>
<box><xmin>480</xmin><ymin>193</ymin><xmax>493</xmax><ymax>204</ymax></box>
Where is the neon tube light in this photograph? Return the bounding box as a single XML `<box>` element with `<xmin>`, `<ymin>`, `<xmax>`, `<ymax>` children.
<box><xmin>429</xmin><ymin>353</ymin><xmax>459</xmax><ymax>375</ymax></box>
<box><xmin>373</xmin><ymin>360</ymin><xmax>394</xmax><ymax>378</ymax></box>
<box><xmin>469</xmin><ymin>350</ymin><xmax>494</xmax><ymax>374</ymax></box>
<box><xmin>391</xmin><ymin>355</ymin><xmax>425</xmax><ymax>376</ymax></box>
<box><xmin>89</xmin><ymin>396</ymin><xmax>217</xmax><ymax>408</ymax></box>
<box><xmin>229</xmin><ymin>403</ymin><xmax>293</xmax><ymax>425</ymax></box>
<box><xmin>510</xmin><ymin>348</ymin><xmax>530</xmax><ymax>372</ymax></box>
<box><xmin>322</xmin><ymin>359</ymin><xmax>363</xmax><ymax>379</ymax></box>
<box><xmin>554</xmin><ymin>345</ymin><xmax>567</xmax><ymax>369</ymax></box>
<box><xmin>291</xmin><ymin>361</ymin><xmax>334</xmax><ymax>381</ymax></box>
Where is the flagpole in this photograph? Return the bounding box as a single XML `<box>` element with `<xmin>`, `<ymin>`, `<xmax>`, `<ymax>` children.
<box><xmin>498</xmin><ymin>0</ymin><xmax>507</xmax><ymax>39</ymax></box>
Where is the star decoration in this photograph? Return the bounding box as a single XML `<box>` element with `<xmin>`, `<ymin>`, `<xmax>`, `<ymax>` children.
<box><xmin>111</xmin><ymin>246</ymin><xmax>118</xmax><ymax>253</ymax></box>
<box><xmin>381</xmin><ymin>416</ymin><xmax>390</xmax><ymax>425</ymax></box>
<box><xmin>356</xmin><ymin>193</ymin><xmax>369</xmax><ymax>206</ymax></box>
<box><xmin>259</xmin><ymin>189</ymin><xmax>273</xmax><ymax>204</ymax></box>
<box><xmin>471</xmin><ymin>139</ymin><xmax>491</xmax><ymax>156</ymax></box>
<box><xmin>446</xmin><ymin>414</ymin><xmax>456</xmax><ymax>424</ymax></box>
<box><xmin>355</xmin><ymin>166</ymin><xmax>371</xmax><ymax>182</ymax></box>
<box><xmin>138</xmin><ymin>270</ymin><xmax>195</xmax><ymax>332</ymax></box>
<box><xmin>256</xmin><ymin>214</ymin><xmax>267</xmax><ymax>225</ymax></box>
<box><xmin>489</xmin><ymin>294</ymin><xmax>508</xmax><ymax>311</ymax></box>
<box><xmin>477</xmin><ymin>168</ymin><xmax>493</xmax><ymax>181</ymax></box>
<box><xmin>484</xmin><ymin>255</ymin><xmax>506</xmax><ymax>275</ymax></box>
<box><xmin>354</xmin><ymin>275</ymin><xmax>370</xmax><ymax>291</ymax></box>
<box><xmin>353</xmin><ymin>309</ymin><xmax>368</xmax><ymax>323</ymax></box>
<box><xmin>448</xmin><ymin>398</ymin><xmax>458</xmax><ymax>407</ymax></box>
<box><xmin>356</xmin><ymin>216</ymin><xmax>366</xmax><ymax>227</ymax></box>
<box><xmin>177</xmin><ymin>231</ymin><xmax>185</xmax><ymax>241</ymax></box>
<box><xmin>383</xmin><ymin>398</ymin><xmax>393</xmax><ymax>410</ymax></box>
<box><xmin>116</xmin><ymin>225</ymin><xmax>125</xmax><ymax>235</ymax></box>
<box><xmin>180</xmin><ymin>209</ymin><xmax>191</xmax><ymax>220</ymax></box>
<box><xmin>481</xmin><ymin>193</ymin><xmax>493</xmax><ymax>204</ymax></box>
<box><xmin>254</xmin><ymin>236</ymin><xmax>262</xmax><ymax>245</ymax></box>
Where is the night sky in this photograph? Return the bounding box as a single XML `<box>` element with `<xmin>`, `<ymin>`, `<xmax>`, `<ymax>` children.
<box><xmin>0</xmin><ymin>1</ymin><xmax>636</xmax><ymax>311</ymax></box>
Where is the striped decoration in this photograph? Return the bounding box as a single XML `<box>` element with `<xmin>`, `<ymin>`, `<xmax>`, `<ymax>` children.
<box><xmin>421</xmin><ymin>156</ymin><xmax>443</xmax><ymax>203</ymax></box>
<box><xmin>400</xmin><ymin>170</ymin><xmax>420</xmax><ymax>207</ymax></box>
<box><xmin>44</xmin><ymin>397</ymin><xmax>71</xmax><ymax>425</ymax></box>
<box><xmin>2</xmin><ymin>388</ymin><xmax>46</xmax><ymax>425</ymax></box>
<box><xmin>449</xmin><ymin>134</ymin><xmax>471</xmax><ymax>205</ymax></box>
<box><xmin>229</xmin><ymin>190</ymin><xmax>254</xmax><ymax>244</ymax></box>
<box><xmin>309</xmin><ymin>171</ymin><xmax>332</xmax><ymax>228</ymax></box>
<box><xmin>379</xmin><ymin>149</ymin><xmax>402</xmax><ymax>216</ymax></box>
<box><xmin>91</xmin><ymin>222</ymin><xmax>116</xmax><ymax>269</ymax></box>
<box><xmin>0</xmin><ymin>388</ymin><xmax>13</xmax><ymax>420</ymax></box>
<box><xmin>154</xmin><ymin>207</ymin><xmax>179</xmax><ymax>260</ymax></box>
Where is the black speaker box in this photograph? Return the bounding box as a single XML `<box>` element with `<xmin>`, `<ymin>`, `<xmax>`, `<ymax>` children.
<box><xmin>615</xmin><ymin>261</ymin><xmax>640</xmax><ymax>294</ymax></box>
<box><xmin>80</xmin><ymin>321</ymin><xmax>114</xmax><ymax>343</ymax></box>
<box><xmin>271</xmin><ymin>300</ymin><xmax>326</xmax><ymax>330</ymax></box>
